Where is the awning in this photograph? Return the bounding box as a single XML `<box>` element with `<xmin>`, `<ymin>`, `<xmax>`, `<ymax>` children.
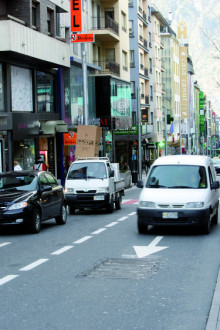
<box><xmin>41</xmin><ymin>120</ymin><xmax>68</xmax><ymax>134</ymax></box>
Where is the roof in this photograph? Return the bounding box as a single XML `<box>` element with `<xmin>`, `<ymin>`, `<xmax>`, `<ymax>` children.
<box><xmin>153</xmin><ymin>155</ymin><xmax>212</xmax><ymax>166</ymax></box>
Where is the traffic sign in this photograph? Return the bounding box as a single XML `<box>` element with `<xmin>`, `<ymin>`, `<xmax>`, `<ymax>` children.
<box><xmin>71</xmin><ymin>34</ymin><xmax>94</xmax><ymax>43</ymax></box>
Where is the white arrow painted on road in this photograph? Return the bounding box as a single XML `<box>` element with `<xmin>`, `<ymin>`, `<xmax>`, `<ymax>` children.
<box><xmin>133</xmin><ymin>236</ymin><xmax>168</xmax><ymax>258</ymax></box>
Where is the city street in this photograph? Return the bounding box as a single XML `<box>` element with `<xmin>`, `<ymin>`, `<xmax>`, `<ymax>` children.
<box><xmin>0</xmin><ymin>185</ymin><xmax>220</xmax><ymax>330</ymax></box>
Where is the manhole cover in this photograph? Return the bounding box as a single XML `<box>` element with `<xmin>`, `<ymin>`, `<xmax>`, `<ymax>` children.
<box><xmin>77</xmin><ymin>258</ymin><xmax>162</xmax><ymax>280</ymax></box>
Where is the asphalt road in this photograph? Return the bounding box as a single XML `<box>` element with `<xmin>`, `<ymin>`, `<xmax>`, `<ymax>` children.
<box><xmin>0</xmin><ymin>185</ymin><xmax>220</xmax><ymax>330</ymax></box>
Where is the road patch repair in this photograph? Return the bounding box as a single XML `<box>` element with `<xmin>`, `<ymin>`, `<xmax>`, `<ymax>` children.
<box><xmin>76</xmin><ymin>257</ymin><xmax>165</xmax><ymax>280</ymax></box>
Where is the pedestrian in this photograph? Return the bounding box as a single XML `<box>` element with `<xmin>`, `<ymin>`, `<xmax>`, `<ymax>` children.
<box><xmin>33</xmin><ymin>155</ymin><xmax>47</xmax><ymax>171</ymax></box>
<box><xmin>145</xmin><ymin>156</ymin><xmax>151</xmax><ymax>173</ymax></box>
<box><xmin>14</xmin><ymin>161</ymin><xmax>22</xmax><ymax>171</ymax></box>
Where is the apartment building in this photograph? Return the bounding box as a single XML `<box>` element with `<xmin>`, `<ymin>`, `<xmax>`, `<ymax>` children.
<box><xmin>0</xmin><ymin>0</ymin><xmax>70</xmax><ymax>178</ymax></box>
<box><xmin>63</xmin><ymin>0</ymin><xmax>132</xmax><ymax>167</ymax></box>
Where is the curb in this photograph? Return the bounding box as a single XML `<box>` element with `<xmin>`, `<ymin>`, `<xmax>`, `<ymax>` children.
<box><xmin>206</xmin><ymin>268</ymin><xmax>220</xmax><ymax>330</ymax></box>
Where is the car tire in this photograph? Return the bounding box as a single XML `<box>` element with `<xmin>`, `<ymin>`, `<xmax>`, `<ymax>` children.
<box><xmin>202</xmin><ymin>213</ymin><xmax>211</xmax><ymax>234</ymax></box>
<box><xmin>138</xmin><ymin>219</ymin><xmax>148</xmax><ymax>234</ymax></box>
<box><xmin>56</xmin><ymin>204</ymin><xmax>67</xmax><ymax>225</ymax></box>
<box><xmin>107</xmin><ymin>196</ymin><xmax>114</xmax><ymax>213</ymax></box>
<box><xmin>69</xmin><ymin>206</ymin><xmax>75</xmax><ymax>215</ymax></box>
<box><xmin>29</xmin><ymin>209</ymin><xmax>41</xmax><ymax>234</ymax></box>
<box><xmin>212</xmin><ymin>207</ymin><xmax>218</xmax><ymax>225</ymax></box>
<box><xmin>115</xmin><ymin>194</ymin><xmax>122</xmax><ymax>210</ymax></box>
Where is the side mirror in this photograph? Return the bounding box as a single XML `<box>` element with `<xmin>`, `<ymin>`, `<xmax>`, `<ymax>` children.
<box><xmin>211</xmin><ymin>181</ymin><xmax>219</xmax><ymax>190</ymax></box>
<box><xmin>110</xmin><ymin>169</ymin><xmax>114</xmax><ymax>178</ymax></box>
<box><xmin>137</xmin><ymin>180</ymin><xmax>144</xmax><ymax>188</ymax></box>
<box><xmin>40</xmin><ymin>185</ymin><xmax>52</xmax><ymax>193</ymax></box>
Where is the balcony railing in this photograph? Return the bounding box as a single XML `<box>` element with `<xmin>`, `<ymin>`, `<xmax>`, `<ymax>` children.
<box><xmin>91</xmin><ymin>16</ymin><xmax>119</xmax><ymax>35</ymax></box>
<box><xmin>93</xmin><ymin>60</ymin><xmax>120</xmax><ymax>76</ymax></box>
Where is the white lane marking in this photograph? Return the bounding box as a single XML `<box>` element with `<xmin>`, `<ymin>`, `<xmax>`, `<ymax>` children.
<box><xmin>134</xmin><ymin>236</ymin><xmax>168</xmax><ymax>258</ymax></box>
<box><xmin>0</xmin><ymin>242</ymin><xmax>11</xmax><ymax>248</ymax></box>
<box><xmin>0</xmin><ymin>275</ymin><xmax>19</xmax><ymax>286</ymax></box>
<box><xmin>105</xmin><ymin>222</ymin><xmax>118</xmax><ymax>228</ymax></box>
<box><xmin>128</xmin><ymin>212</ymin><xmax>136</xmax><ymax>216</ymax></box>
<box><xmin>117</xmin><ymin>216</ymin><xmax>128</xmax><ymax>222</ymax></box>
<box><xmin>73</xmin><ymin>236</ymin><xmax>92</xmax><ymax>244</ymax></box>
<box><xmin>51</xmin><ymin>246</ymin><xmax>74</xmax><ymax>255</ymax></box>
<box><xmin>91</xmin><ymin>228</ymin><xmax>107</xmax><ymax>235</ymax></box>
<box><xmin>134</xmin><ymin>202</ymin><xmax>138</xmax><ymax>204</ymax></box>
<box><xmin>19</xmin><ymin>259</ymin><xmax>49</xmax><ymax>271</ymax></box>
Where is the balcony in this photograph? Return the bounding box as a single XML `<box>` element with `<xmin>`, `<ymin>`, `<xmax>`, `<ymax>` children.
<box><xmin>90</xmin><ymin>16</ymin><xmax>119</xmax><ymax>42</ymax></box>
<box><xmin>93</xmin><ymin>60</ymin><xmax>120</xmax><ymax>76</ymax></box>
<box><xmin>0</xmin><ymin>19</ymin><xmax>70</xmax><ymax>67</ymax></box>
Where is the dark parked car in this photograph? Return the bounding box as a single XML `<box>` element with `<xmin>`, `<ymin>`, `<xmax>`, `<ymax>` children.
<box><xmin>0</xmin><ymin>170</ymin><xmax>67</xmax><ymax>233</ymax></box>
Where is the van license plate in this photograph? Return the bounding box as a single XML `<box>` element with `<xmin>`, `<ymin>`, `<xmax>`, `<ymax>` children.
<box><xmin>94</xmin><ymin>195</ymin><xmax>104</xmax><ymax>200</ymax></box>
<box><xmin>162</xmin><ymin>212</ymin><xmax>178</xmax><ymax>219</ymax></box>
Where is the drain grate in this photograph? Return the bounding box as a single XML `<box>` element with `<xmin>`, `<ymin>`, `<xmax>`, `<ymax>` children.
<box><xmin>77</xmin><ymin>258</ymin><xmax>163</xmax><ymax>280</ymax></box>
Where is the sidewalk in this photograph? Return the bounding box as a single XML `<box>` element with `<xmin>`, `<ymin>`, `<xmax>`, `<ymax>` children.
<box><xmin>206</xmin><ymin>268</ymin><xmax>220</xmax><ymax>329</ymax></box>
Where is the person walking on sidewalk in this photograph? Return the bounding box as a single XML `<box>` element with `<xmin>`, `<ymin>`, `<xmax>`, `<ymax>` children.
<box><xmin>33</xmin><ymin>155</ymin><xmax>47</xmax><ymax>171</ymax></box>
<box><xmin>145</xmin><ymin>156</ymin><xmax>151</xmax><ymax>173</ymax></box>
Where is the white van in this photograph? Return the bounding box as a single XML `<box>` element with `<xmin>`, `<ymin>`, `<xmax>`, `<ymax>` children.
<box><xmin>137</xmin><ymin>155</ymin><xmax>219</xmax><ymax>234</ymax></box>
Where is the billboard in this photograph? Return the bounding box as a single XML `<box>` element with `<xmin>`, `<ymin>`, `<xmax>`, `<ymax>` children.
<box><xmin>70</xmin><ymin>0</ymin><xmax>82</xmax><ymax>32</ymax></box>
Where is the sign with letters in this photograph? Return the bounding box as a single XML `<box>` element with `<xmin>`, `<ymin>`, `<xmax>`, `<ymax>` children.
<box><xmin>70</xmin><ymin>0</ymin><xmax>82</xmax><ymax>32</ymax></box>
<box><xmin>71</xmin><ymin>34</ymin><xmax>94</xmax><ymax>43</ymax></box>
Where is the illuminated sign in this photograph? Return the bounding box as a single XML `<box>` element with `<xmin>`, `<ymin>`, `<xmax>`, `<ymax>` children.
<box><xmin>71</xmin><ymin>34</ymin><xmax>94</xmax><ymax>43</ymax></box>
<box><xmin>70</xmin><ymin>0</ymin><xmax>82</xmax><ymax>32</ymax></box>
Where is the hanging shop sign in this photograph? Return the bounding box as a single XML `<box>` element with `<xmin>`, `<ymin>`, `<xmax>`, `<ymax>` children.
<box><xmin>71</xmin><ymin>34</ymin><xmax>94</xmax><ymax>43</ymax></box>
<box><xmin>70</xmin><ymin>0</ymin><xmax>82</xmax><ymax>32</ymax></box>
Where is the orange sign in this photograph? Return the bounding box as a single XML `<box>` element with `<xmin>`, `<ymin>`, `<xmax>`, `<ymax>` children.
<box><xmin>71</xmin><ymin>34</ymin><xmax>94</xmax><ymax>43</ymax></box>
<box><xmin>64</xmin><ymin>132</ymin><xmax>77</xmax><ymax>145</ymax></box>
<box><xmin>70</xmin><ymin>0</ymin><xmax>82</xmax><ymax>32</ymax></box>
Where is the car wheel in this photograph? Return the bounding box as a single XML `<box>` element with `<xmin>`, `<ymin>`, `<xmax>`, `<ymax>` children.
<box><xmin>56</xmin><ymin>204</ymin><xmax>67</xmax><ymax>225</ymax></box>
<box><xmin>202</xmin><ymin>213</ymin><xmax>211</xmax><ymax>234</ymax></box>
<box><xmin>115</xmin><ymin>194</ymin><xmax>122</xmax><ymax>210</ymax></box>
<box><xmin>29</xmin><ymin>209</ymin><xmax>41</xmax><ymax>234</ymax></box>
<box><xmin>69</xmin><ymin>206</ymin><xmax>75</xmax><ymax>215</ymax></box>
<box><xmin>138</xmin><ymin>222</ymin><xmax>148</xmax><ymax>234</ymax></box>
<box><xmin>212</xmin><ymin>207</ymin><xmax>218</xmax><ymax>225</ymax></box>
<box><xmin>107</xmin><ymin>196</ymin><xmax>114</xmax><ymax>213</ymax></box>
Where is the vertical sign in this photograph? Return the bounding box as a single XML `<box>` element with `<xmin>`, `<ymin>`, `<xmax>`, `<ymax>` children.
<box><xmin>70</xmin><ymin>0</ymin><xmax>82</xmax><ymax>32</ymax></box>
<box><xmin>180</xmin><ymin>46</ymin><xmax>188</xmax><ymax>119</ymax></box>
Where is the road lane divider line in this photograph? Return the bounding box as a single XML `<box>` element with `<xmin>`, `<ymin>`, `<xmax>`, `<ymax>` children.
<box><xmin>91</xmin><ymin>228</ymin><xmax>107</xmax><ymax>235</ymax></box>
<box><xmin>73</xmin><ymin>236</ymin><xmax>92</xmax><ymax>244</ymax></box>
<box><xmin>19</xmin><ymin>259</ymin><xmax>49</xmax><ymax>271</ymax></box>
<box><xmin>0</xmin><ymin>242</ymin><xmax>11</xmax><ymax>248</ymax></box>
<box><xmin>105</xmin><ymin>222</ymin><xmax>118</xmax><ymax>228</ymax></box>
<box><xmin>51</xmin><ymin>246</ymin><xmax>74</xmax><ymax>255</ymax></box>
<box><xmin>117</xmin><ymin>216</ymin><xmax>128</xmax><ymax>222</ymax></box>
<box><xmin>128</xmin><ymin>212</ymin><xmax>136</xmax><ymax>216</ymax></box>
<box><xmin>0</xmin><ymin>275</ymin><xmax>19</xmax><ymax>286</ymax></box>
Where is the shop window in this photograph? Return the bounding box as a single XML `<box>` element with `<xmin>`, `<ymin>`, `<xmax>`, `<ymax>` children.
<box><xmin>11</xmin><ymin>66</ymin><xmax>33</xmax><ymax>112</ymax></box>
<box><xmin>0</xmin><ymin>64</ymin><xmax>4</xmax><ymax>112</ymax></box>
<box><xmin>37</xmin><ymin>71</ymin><xmax>55</xmax><ymax>113</ymax></box>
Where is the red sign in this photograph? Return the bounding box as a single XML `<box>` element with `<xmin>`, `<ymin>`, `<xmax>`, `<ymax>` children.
<box><xmin>71</xmin><ymin>34</ymin><xmax>94</xmax><ymax>43</ymax></box>
<box><xmin>70</xmin><ymin>0</ymin><xmax>82</xmax><ymax>32</ymax></box>
<box><xmin>64</xmin><ymin>132</ymin><xmax>77</xmax><ymax>145</ymax></box>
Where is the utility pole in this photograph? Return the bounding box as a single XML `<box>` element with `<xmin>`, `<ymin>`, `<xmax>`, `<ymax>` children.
<box><xmin>137</xmin><ymin>87</ymin><xmax>142</xmax><ymax>180</ymax></box>
<box><xmin>81</xmin><ymin>43</ymin><xmax>88</xmax><ymax>125</ymax></box>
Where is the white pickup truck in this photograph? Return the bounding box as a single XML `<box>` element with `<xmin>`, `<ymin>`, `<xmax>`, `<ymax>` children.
<box><xmin>65</xmin><ymin>157</ymin><xmax>125</xmax><ymax>214</ymax></box>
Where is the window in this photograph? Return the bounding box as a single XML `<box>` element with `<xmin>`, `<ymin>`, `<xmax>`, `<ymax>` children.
<box><xmin>140</xmin><ymin>53</ymin><xmax>143</xmax><ymax>69</ymax></box>
<box><xmin>122</xmin><ymin>51</ymin><xmax>127</xmax><ymax>71</ymax></box>
<box><xmin>130</xmin><ymin>50</ymin><xmax>135</xmax><ymax>67</ymax></box>
<box><xmin>131</xmin><ymin>81</ymin><xmax>135</xmax><ymax>98</ymax></box>
<box><xmin>129</xmin><ymin>20</ymin><xmax>133</xmax><ymax>36</ymax></box>
<box><xmin>37</xmin><ymin>71</ymin><xmax>55</xmax><ymax>113</ymax></box>
<box><xmin>11</xmin><ymin>66</ymin><xmax>33</xmax><ymax>112</ymax></box>
<box><xmin>121</xmin><ymin>11</ymin><xmax>126</xmax><ymax>32</ymax></box>
<box><xmin>45</xmin><ymin>173</ymin><xmax>57</xmax><ymax>187</ymax></box>
<box><xmin>0</xmin><ymin>64</ymin><xmax>4</xmax><ymax>112</ymax></box>
<box><xmin>47</xmin><ymin>8</ymin><xmax>54</xmax><ymax>36</ymax></box>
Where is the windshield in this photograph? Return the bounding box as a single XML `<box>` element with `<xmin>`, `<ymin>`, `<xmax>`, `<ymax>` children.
<box><xmin>0</xmin><ymin>174</ymin><xmax>38</xmax><ymax>191</ymax></box>
<box><xmin>212</xmin><ymin>158</ymin><xmax>220</xmax><ymax>164</ymax></box>
<box><xmin>67</xmin><ymin>162</ymin><xmax>107</xmax><ymax>180</ymax></box>
<box><xmin>146</xmin><ymin>165</ymin><xmax>207</xmax><ymax>189</ymax></box>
